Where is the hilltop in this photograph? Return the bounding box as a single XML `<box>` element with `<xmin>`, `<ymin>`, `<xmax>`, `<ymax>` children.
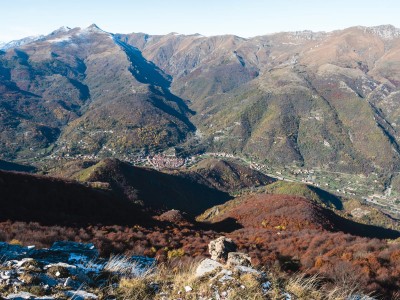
<box><xmin>185</xmin><ymin>158</ymin><xmax>275</xmax><ymax>193</ymax></box>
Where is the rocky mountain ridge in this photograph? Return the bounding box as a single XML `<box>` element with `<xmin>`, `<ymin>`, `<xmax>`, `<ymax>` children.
<box><xmin>2</xmin><ymin>24</ymin><xmax>400</xmax><ymax>177</ymax></box>
<box><xmin>4</xmin><ymin>24</ymin><xmax>400</xmax><ymax>211</ymax></box>
<box><xmin>119</xmin><ymin>24</ymin><xmax>400</xmax><ymax>175</ymax></box>
<box><xmin>0</xmin><ymin>35</ymin><xmax>45</xmax><ymax>51</ymax></box>
<box><xmin>0</xmin><ymin>24</ymin><xmax>194</xmax><ymax>162</ymax></box>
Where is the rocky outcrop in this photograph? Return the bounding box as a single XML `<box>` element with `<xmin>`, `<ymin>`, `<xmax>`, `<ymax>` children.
<box><xmin>208</xmin><ymin>236</ymin><xmax>237</xmax><ymax>262</ymax></box>
<box><xmin>226</xmin><ymin>252</ymin><xmax>252</xmax><ymax>267</ymax></box>
<box><xmin>0</xmin><ymin>239</ymin><xmax>377</xmax><ymax>300</ymax></box>
<box><xmin>195</xmin><ymin>258</ymin><xmax>223</xmax><ymax>278</ymax></box>
<box><xmin>194</xmin><ymin>236</ymin><xmax>271</xmax><ymax>298</ymax></box>
<box><xmin>0</xmin><ymin>242</ymin><xmax>155</xmax><ymax>300</ymax></box>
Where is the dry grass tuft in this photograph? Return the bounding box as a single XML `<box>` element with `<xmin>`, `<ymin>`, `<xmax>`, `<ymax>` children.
<box><xmin>102</xmin><ymin>257</ymin><xmax>384</xmax><ymax>299</ymax></box>
<box><xmin>285</xmin><ymin>274</ymin><xmax>323</xmax><ymax>299</ymax></box>
<box><xmin>118</xmin><ymin>277</ymin><xmax>156</xmax><ymax>300</ymax></box>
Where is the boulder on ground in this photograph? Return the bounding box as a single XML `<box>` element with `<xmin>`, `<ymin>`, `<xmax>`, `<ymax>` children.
<box><xmin>50</xmin><ymin>241</ymin><xmax>98</xmax><ymax>261</ymax></box>
<box><xmin>65</xmin><ymin>290</ymin><xmax>98</xmax><ymax>300</ymax></box>
<box><xmin>226</xmin><ymin>252</ymin><xmax>251</xmax><ymax>267</ymax></box>
<box><xmin>195</xmin><ymin>258</ymin><xmax>223</xmax><ymax>277</ymax></box>
<box><xmin>208</xmin><ymin>236</ymin><xmax>237</xmax><ymax>262</ymax></box>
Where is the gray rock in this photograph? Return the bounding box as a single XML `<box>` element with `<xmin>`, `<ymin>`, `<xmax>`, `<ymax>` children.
<box><xmin>5</xmin><ymin>292</ymin><xmax>36</xmax><ymax>299</ymax></box>
<box><xmin>44</xmin><ymin>262</ymin><xmax>77</xmax><ymax>270</ymax></box>
<box><xmin>36</xmin><ymin>273</ymin><xmax>58</xmax><ymax>287</ymax></box>
<box><xmin>65</xmin><ymin>290</ymin><xmax>98</xmax><ymax>300</ymax></box>
<box><xmin>226</xmin><ymin>252</ymin><xmax>251</xmax><ymax>267</ymax></box>
<box><xmin>17</xmin><ymin>258</ymin><xmax>42</xmax><ymax>271</ymax></box>
<box><xmin>1</xmin><ymin>270</ymin><xmax>13</xmax><ymax>279</ymax></box>
<box><xmin>261</xmin><ymin>281</ymin><xmax>271</xmax><ymax>293</ymax></box>
<box><xmin>234</xmin><ymin>265</ymin><xmax>262</xmax><ymax>276</ymax></box>
<box><xmin>73</xmin><ymin>269</ymin><xmax>94</xmax><ymax>286</ymax></box>
<box><xmin>283</xmin><ymin>292</ymin><xmax>292</xmax><ymax>300</ymax></box>
<box><xmin>0</xmin><ymin>243</ymin><xmax>34</xmax><ymax>260</ymax></box>
<box><xmin>15</xmin><ymin>258</ymin><xmax>35</xmax><ymax>267</ymax></box>
<box><xmin>218</xmin><ymin>274</ymin><xmax>235</xmax><ymax>282</ymax></box>
<box><xmin>184</xmin><ymin>285</ymin><xmax>192</xmax><ymax>292</ymax></box>
<box><xmin>347</xmin><ymin>296</ymin><xmax>376</xmax><ymax>300</ymax></box>
<box><xmin>0</xmin><ymin>278</ymin><xmax>11</xmax><ymax>285</ymax></box>
<box><xmin>0</xmin><ymin>241</ymin><xmax>98</xmax><ymax>268</ymax></box>
<box><xmin>45</xmin><ymin>263</ymin><xmax>75</xmax><ymax>278</ymax></box>
<box><xmin>208</xmin><ymin>237</ymin><xmax>237</xmax><ymax>262</ymax></box>
<box><xmin>0</xmin><ymin>241</ymin><xmax>154</xmax><ymax>300</ymax></box>
<box><xmin>64</xmin><ymin>276</ymin><xmax>73</xmax><ymax>287</ymax></box>
<box><xmin>195</xmin><ymin>258</ymin><xmax>223</xmax><ymax>277</ymax></box>
<box><xmin>30</xmin><ymin>249</ymin><xmax>70</xmax><ymax>265</ymax></box>
<box><xmin>51</xmin><ymin>241</ymin><xmax>98</xmax><ymax>260</ymax></box>
<box><xmin>29</xmin><ymin>241</ymin><xmax>98</xmax><ymax>266</ymax></box>
<box><xmin>210</xmin><ymin>269</ymin><xmax>233</xmax><ymax>282</ymax></box>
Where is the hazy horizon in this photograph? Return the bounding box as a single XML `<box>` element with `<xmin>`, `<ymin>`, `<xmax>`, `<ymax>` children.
<box><xmin>1</xmin><ymin>0</ymin><xmax>400</xmax><ymax>42</ymax></box>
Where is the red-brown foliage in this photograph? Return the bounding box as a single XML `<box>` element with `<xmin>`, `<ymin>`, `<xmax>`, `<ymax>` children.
<box><xmin>1</xmin><ymin>171</ymin><xmax>400</xmax><ymax>298</ymax></box>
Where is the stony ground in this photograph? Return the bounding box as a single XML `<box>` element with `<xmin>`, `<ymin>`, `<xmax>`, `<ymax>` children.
<box><xmin>0</xmin><ymin>241</ymin><xmax>154</xmax><ymax>299</ymax></box>
<box><xmin>0</xmin><ymin>238</ymin><xmax>377</xmax><ymax>300</ymax></box>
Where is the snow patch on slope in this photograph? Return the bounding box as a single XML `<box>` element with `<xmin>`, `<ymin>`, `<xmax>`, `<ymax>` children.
<box><xmin>0</xmin><ymin>35</ymin><xmax>44</xmax><ymax>50</ymax></box>
<box><xmin>77</xmin><ymin>24</ymin><xmax>113</xmax><ymax>39</ymax></box>
<box><xmin>47</xmin><ymin>24</ymin><xmax>113</xmax><ymax>44</ymax></box>
<box><xmin>47</xmin><ymin>35</ymin><xmax>73</xmax><ymax>43</ymax></box>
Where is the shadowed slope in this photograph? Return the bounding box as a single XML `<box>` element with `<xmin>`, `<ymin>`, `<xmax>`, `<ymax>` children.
<box><xmin>73</xmin><ymin>158</ymin><xmax>232</xmax><ymax>215</ymax></box>
<box><xmin>0</xmin><ymin>159</ymin><xmax>36</xmax><ymax>172</ymax></box>
<box><xmin>0</xmin><ymin>170</ymin><xmax>150</xmax><ymax>226</ymax></box>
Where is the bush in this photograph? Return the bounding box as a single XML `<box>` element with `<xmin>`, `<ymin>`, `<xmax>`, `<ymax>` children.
<box><xmin>167</xmin><ymin>248</ymin><xmax>185</xmax><ymax>260</ymax></box>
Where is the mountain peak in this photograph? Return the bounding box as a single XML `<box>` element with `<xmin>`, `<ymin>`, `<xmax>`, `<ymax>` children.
<box><xmin>51</xmin><ymin>26</ymin><xmax>71</xmax><ymax>35</ymax></box>
<box><xmin>88</xmin><ymin>23</ymin><xmax>101</xmax><ymax>30</ymax></box>
<box><xmin>58</xmin><ymin>26</ymin><xmax>71</xmax><ymax>31</ymax></box>
<box><xmin>83</xmin><ymin>23</ymin><xmax>111</xmax><ymax>35</ymax></box>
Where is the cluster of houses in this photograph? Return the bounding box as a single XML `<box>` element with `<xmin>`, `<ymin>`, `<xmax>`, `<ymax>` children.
<box><xmin>147</xmin><ymin>154</ymin><xmax>186</xmax><ymax>169</ymax></box>
<box><xmin>206</xmin><ymin>152</ymin><xmax>236</xmax><ymax>158</ymax></box>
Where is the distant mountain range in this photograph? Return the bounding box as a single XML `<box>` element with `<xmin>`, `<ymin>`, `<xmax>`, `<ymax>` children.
<box><xmin>1</xmin><ymin>24</ymin><xmax>400</xmax><ymax>177</ymax></box>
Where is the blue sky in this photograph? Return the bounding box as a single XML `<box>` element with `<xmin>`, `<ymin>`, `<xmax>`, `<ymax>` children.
<box><xmin>1</xmin><ymin>0</ymin><xmax>399</xmax><ymax>41</ymax></box>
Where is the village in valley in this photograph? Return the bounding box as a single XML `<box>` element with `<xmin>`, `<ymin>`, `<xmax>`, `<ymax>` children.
<box><xmin>44</xmin><ymin>143</ymin><xmax>400</xmax><ymax>218</ymax></box>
